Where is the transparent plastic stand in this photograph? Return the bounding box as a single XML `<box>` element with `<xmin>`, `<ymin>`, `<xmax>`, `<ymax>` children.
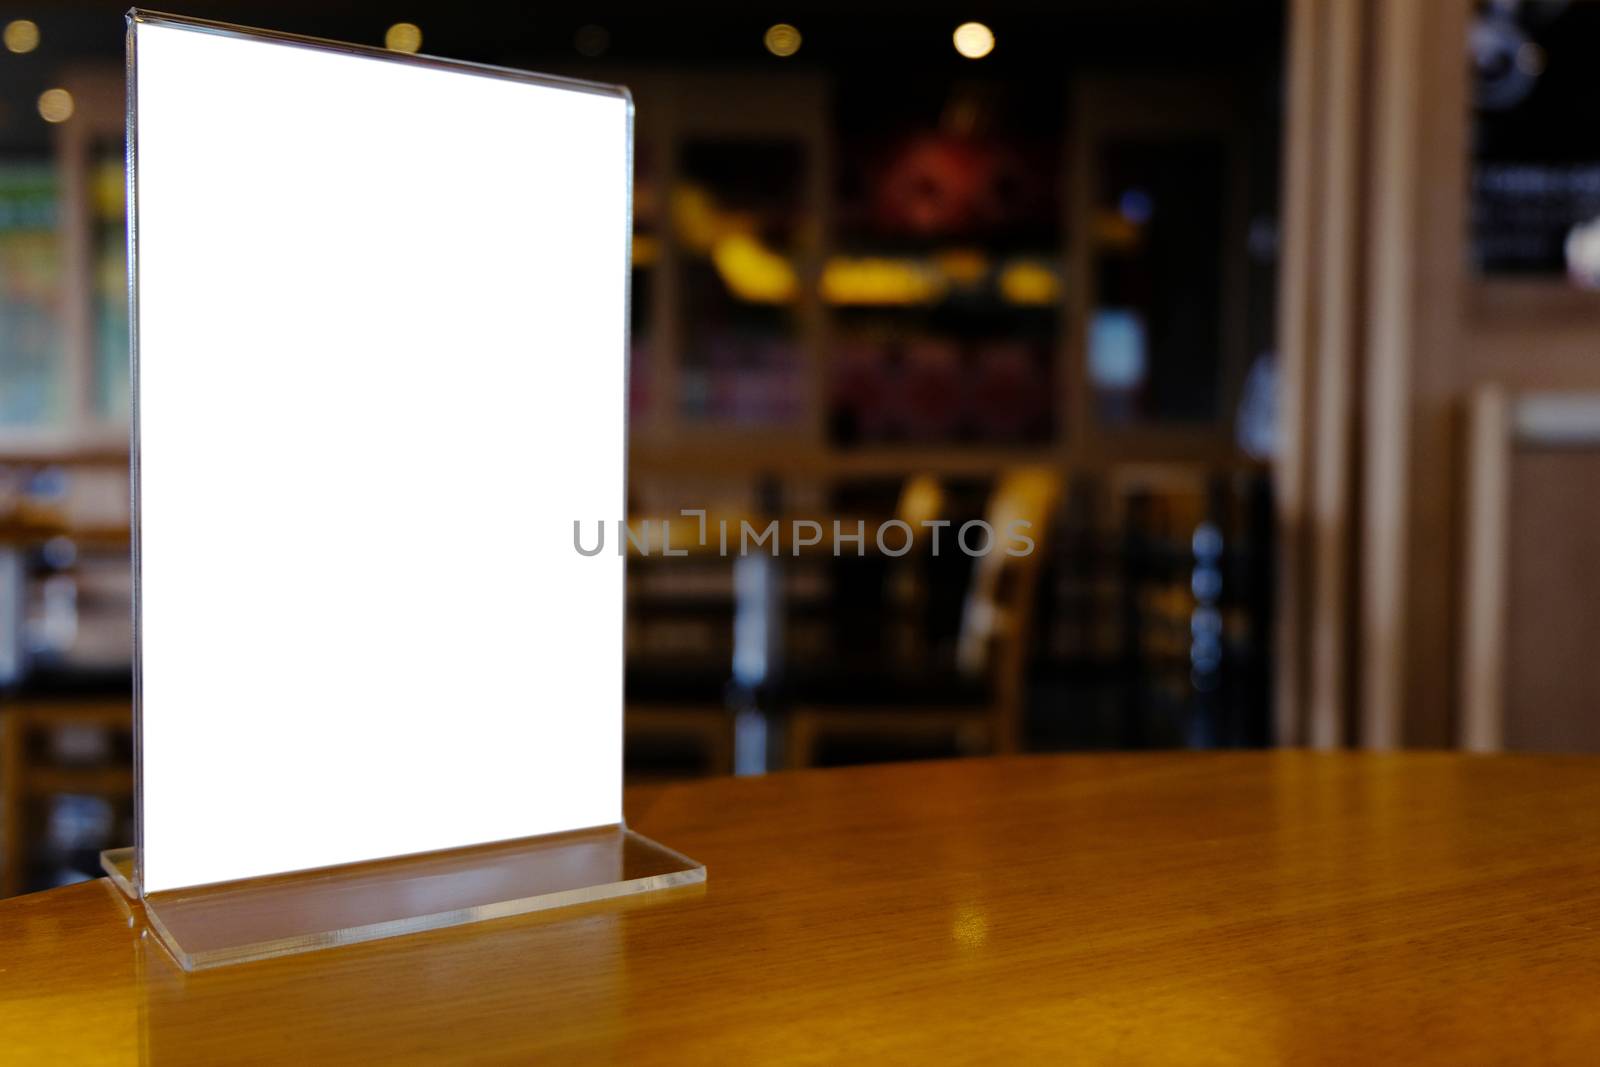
<box><xmin>100</xmin><ymin>827</ymin><xmax>704</xmax><ymax>971</ymax></box>
<box><xmin>114</xmin><ymin>12</ymin><xmax>702</xmax><ymax>973</ymax></box>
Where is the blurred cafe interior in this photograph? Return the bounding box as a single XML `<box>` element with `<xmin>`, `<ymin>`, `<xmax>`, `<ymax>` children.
<box><xmin>2</xmin><ymin>0</ymin><xmax>1600</xmax><ymax>895</ymax></box>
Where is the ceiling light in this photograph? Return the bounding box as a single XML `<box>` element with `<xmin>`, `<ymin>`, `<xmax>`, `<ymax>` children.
<box><xmin>38</xmin><ymin>87</ymin><xmax>73</xmax><ymax>124</ymax></box>
<box><xmin>953</xmin><ymin>22</ymin><xmax>994</xmax><ymax>60</ymax></box>
<box><xmin>385</xmin><ymin>23</ymin><xmax>422</xmax><ymax>53</ymax></box>
<box><xmin>574</xmin><ymin>24</ymin><xmax>610</xmax><ymax>57</ymax></box>
<box><xmin>4</xmin><ymin>19</ymin><xmax>40</xmax><ymax>54</ymax></box>
<box><xmin>764</xmin><ymin>24</ymin><xmax>801</xmax><ymax>58</ymax></box>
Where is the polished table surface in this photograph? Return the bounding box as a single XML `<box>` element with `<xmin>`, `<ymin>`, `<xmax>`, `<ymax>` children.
<box><xmin>5</xmin><ymin>752</ymin><xmax>1600</xmax><ymax>1064</ymax></box>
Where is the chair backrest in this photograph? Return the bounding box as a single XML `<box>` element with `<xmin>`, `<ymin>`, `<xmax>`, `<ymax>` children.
<box><xmin>956</xmin><ymin>467</ymin><xmax>1062</xmax><ymax>750</ymax></box>
<box><xmin>1461</xmin><ymin>387</ymin><xmax>1600</xmax><ymax>752</ymax></box>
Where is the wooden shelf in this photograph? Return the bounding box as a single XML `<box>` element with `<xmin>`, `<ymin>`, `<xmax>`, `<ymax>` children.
<box><xmin>24</xmin><ymin>767</ymin><xmax>133</xmax><ymax>796</ymax></box>
<box><xmin>0</xmin><ymin>521</ymin><xmax>130</xmax><ymax>549</ymax></box>
<box><xmin>630</xmin><ymin>437</ymin><xmax>1263</xmax><ymax>480</ymax></box>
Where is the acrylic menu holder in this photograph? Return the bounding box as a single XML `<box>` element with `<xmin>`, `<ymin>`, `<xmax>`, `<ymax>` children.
<box><xmin>105</xmin><ymin>11</ymin><xmax>702</xmax><ymax>972</ymax></box>
<box><xmin>100</xmin><ymin>829</ymin><xmax>703</xmax><ymax>970</ymax></box>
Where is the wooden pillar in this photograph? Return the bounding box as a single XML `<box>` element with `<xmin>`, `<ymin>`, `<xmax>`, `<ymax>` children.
<box><xmin>1304</xmin><ymin>0</ymin><xmax>1366</xmax><ymax>749</ymax></box>
<box><xmin>1279</xmin><ymin>0</ymin><xmax>1473</xmax><ymax>748</ymax></box>
<box><xmin>1271</xmin><ymin>0</ymin><xmax>1325</xmax><ymax>747</ymax></box>
<box><xmin>1359</xmin><ymin>0</ymin><xmax>1468</xmax><ymax>748</ymax></box>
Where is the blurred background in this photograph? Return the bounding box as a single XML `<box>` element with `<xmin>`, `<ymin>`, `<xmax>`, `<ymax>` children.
<box><xmin>1</xmin><ymin>0</ymin><xmax>1598</xmax><ymax>894</ymax></box>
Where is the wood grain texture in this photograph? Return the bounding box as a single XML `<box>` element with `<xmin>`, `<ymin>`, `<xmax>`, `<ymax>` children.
<box><xmin>5</xmin><ymin>753</ymin><xmax>1600</xmax><ymax>1064</ymax></box>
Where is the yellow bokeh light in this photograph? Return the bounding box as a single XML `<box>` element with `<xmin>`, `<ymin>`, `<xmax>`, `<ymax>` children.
<box><xmin>37</xmin><ymin>88</ymin><xmax>74</xmax><ymax>124</ymax></box>
<box><xmin>91</xmin><ymin>160</ymin><xmax>125</xmax><ymax>219</ymax></box>
<box><xmin>897</xmin><ymin>475</ymin><xmax>945</xmax><ymax>530</ymax></box>
<box><xmin>821</xmin><ymin>256</ymin><xmax>946</xmax><ymax>306</ymax></box>
<box><xmin>4</xmin><ymin>19</ymin><xmax>40</xmax><ymax>54</ymax></box>
<box><xmin>1092</xmin><ymin>211</ymin><xmax>1142</xmax><ymax>249</ymax></box>
<box><xmin>764</xmin><ymin>23</ymin><xmax>802</xmax><ymax>58</ymax></box>
<box><xmin>670</xmin><ymin>185</ymin><xmax>722</xmax><ymax>254</ymax></box>
<box><xmin>935</xmin><ymin>248</ymin><xmax>988</xmax><ymax>286</ymax></box>
<box><xmin>998</xmin><ymin>260</ymin><xmax>1062</xmax><ymax>306</ymax></box>
<box><xmin>953</xmin><ymin>22</ymin><xmax>994</xmax><ymax>60</ymax></box>
<box><xmin>631</xmin><ymin>233</ymin><xmax>660</xmax><ymax>268</ymax></box>
<box><xmin>711</xmin><ymin>233</ymin><xmax>799</xmax><ymax>304</ymax></box>
<box><xmin>385</xmin><ymin>22</ymin><xmax>422</xmax><ymax>53</ymax></box>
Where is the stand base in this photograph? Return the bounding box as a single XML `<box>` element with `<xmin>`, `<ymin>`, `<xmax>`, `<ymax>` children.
<box><xmin>100</xmin><ymin>825</ymin><xmax>704</xmax><ymax>971</ymax></box>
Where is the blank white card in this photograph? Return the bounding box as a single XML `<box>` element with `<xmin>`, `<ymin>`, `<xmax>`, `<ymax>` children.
<box><xmin>133</xmin><ymin>20</ymin><xmax>630</xmax><ymax>892</ymax></box>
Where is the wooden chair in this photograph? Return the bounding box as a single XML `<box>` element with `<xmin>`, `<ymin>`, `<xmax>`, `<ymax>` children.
<box><xmin>786</xmin><ymin>467</ymin><xmax>1061</xmax><ymax>767</ymax></box>
<box><xmin>624</xmin><ymin>543</ymin><xmax>741</xmax><ymax>779</ymax></box>
<box><xmin>625</xmin><ymin>706</ymin><xmax>736</xmax><ymax>780</ymax></box>
<box><xmin>1459</xmin><ymin>388</ymin><xmax>1600</xmax><ymax>753</ymax></box>
<box><xmin>0</xmin><ymin>699</ymin><xmax>133</xmax><ymax>897</ymax></box>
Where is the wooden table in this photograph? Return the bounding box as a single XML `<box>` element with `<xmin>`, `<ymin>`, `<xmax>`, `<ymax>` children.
<box><xmin>5</xmin><ymin>752</ymin><xmax>1600</xmax><ymax>1064</ymax></box>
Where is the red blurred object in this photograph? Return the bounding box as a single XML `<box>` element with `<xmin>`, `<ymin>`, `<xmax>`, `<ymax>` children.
<box><xmin>832</xmin><ymin>337</ymin><xmax>896</xmax><ymax>440</ymax></box>
<box><xmin>970</xmin><ymin>341</ymin><xmax>1043</xmax><ymax>439</ymax></box>
<box><xmin>871</xmin><ymin>135</ymin><xmax>1046</xmax><ymax>236</ymax></box>
<box><xmin>899</xmin><ymin>338</ymin><xmax>964</xmax><ymax>439</ymax></box>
